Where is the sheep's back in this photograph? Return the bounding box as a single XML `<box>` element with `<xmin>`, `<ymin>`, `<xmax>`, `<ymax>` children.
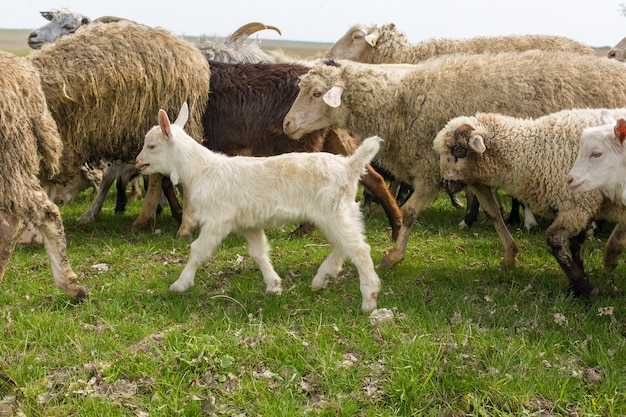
<box><xmin>29</xmin><ymin>19</ymin><xmax>210</xmax><ymax>179</ymax></box>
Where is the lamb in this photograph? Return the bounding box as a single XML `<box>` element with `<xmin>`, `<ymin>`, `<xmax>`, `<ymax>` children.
<box><xmin>567</xmin><ymin>112</ymin><xmax>626</xmax><ymax>203</ymax></box>
<box><xmin>27</xmin><ymin>19</ymin><xmax>210</xmax><ymax>237</ymax></box>
<box><xmin>283</xmin><ymin>53</ymin><xmax>626</xmax><ymax>269</ymax></box>
<box><xmin>326</xmin><ymin>23</ymin><xmax>595</xmax><ymax>63</ymax></box>
<box><xmin>607</xmin><ymin>37</ymin><xmax>626</xmax><ymax>62</ymax></box>
<box><xmin>0</xmin><ymin>51</ymin><xmax>86</xmax><ymax>299</ymax></box>
<box><xmin>136</xmin><ymin>103</ymin><xmax>382</xmax><ymax>313</ymax></box>
<box><xmin>432</xmin><ymin>109</ymin><xmax>626</xmax><ymax>299</ymax></box>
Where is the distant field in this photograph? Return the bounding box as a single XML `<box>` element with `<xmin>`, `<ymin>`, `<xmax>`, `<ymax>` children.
<box><xmin>0</xmin><ymin>28</ymin><xmax>332</xmax><ymax>57</ymax></box>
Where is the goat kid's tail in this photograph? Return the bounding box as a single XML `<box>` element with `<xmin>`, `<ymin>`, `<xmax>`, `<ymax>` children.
<box><xmin>349</xmin><ymin>136</ymin><xmax>383</xmax><ymax>174</ymax></box>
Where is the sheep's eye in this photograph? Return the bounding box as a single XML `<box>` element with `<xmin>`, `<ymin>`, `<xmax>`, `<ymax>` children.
<box><xmin>312</xmin><ymin>89</ymin><xmax>322</xmax><ymax>98</ymax></box>
<box><xmin>451</xmin><ymin>145</ymin><xmax>467</xmax><ymax>158</ymax></box>
<box><xmin>591</xmin><ymin>152</ymin><xmax>602</xmax><ymax>158</ymax></box>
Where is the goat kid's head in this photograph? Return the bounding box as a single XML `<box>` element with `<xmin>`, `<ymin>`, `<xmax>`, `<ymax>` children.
<box><xmin>136</xmin><ymin>103</ymin><xmax>189</xmax><ymax>181</ymax></box>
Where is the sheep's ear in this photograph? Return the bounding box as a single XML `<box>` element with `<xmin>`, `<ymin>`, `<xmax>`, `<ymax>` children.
<box><xmin>40</xmin><ymin>11</ymin><xmax>54</xmax><ymax>21</ymax></box>
<box><xmin>364</xmin><ymin>33</ymin><xmax>378</xmax><ymax>47</ymax></box>
<box><xmin>602</xmin><ymin>109</ymin><xmax>616</xmax><ymax>125</ymax></box>
<box><xmin>158</xmin><ymin>109</ymin><xmax>173</xmax><ymax>139</ymax></box>
<box><xmin>615</xmin><ymin>118</ymin><xmax>626</xmax><ymax>145</ymax></box>
<box><xmin>174</xmin><ymin>102</ymin><xmax>189</xmax><ymax>128</ymax></box>
<box><xmin>323</xmin><ymin>86</ymin><xmax>343</xmax><ymax>108</ymax></box>
<box><xmin>469</xmin><ymin>135</ymin><xmax>486</xmax><ymax>154</ymax></box>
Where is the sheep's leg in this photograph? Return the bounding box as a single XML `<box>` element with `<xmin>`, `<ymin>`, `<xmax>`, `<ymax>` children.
<box><xmin>78</xmin><ymin>164</ymin><xmax>118</xmax><ymax>223</ymax></box>
<box><xmin>0</xmin><ymin>211</ymin><xmax>23</xmax><ymax>281</ymax></box>
<box><xmin>175</xmin><ymin>185</ymin><xmax>197</xmax><ymax>238</ymax></box>
<box><xmin>318</xmin><ymin>204</ymin><xmax>381</xmax><ymax>313</ymax></box>
<box><xmin>240</xmin><ymin>228</ymin><xmax>282</xmax><ymax>293</ymax></box>
<box><xmin>130</xmin><ymin>176</ymin><xmax>142</xmax><ymax>200</ymax></box>
<box><xmin>568</xmin><ymin>229</ymin><xmax>588</xmax><ymax>270</ymax></box>
<box><xmin>360</xmin><ymin>164</ymin><xmax>402</xmax><ymax>241</ymax></box>
<box><xmin>379</xmin><ymin>183</ymin><xmax>440</xmax><ymax>268</ymax></box>
<box><xmin>132</xmin><ymin>173</ymin><xmax>163</xmax><ymax>232</ymax></box>
<box><xmin>460</xmin><ymin>190</ymin><xmax>479</xmax><ymax>229</ymax></box>
<box><xmin>162</xmin><ymin>177</ymin><xmax>183</xmax><ymax>224</ymax></box>
<box><xmin>470</xmin><ymin>184</ymin><xmax>519</xmax><ymax>267</ymax></box>
<box><xmin>604</xmin><ymin>223</ymin><xmax>626</xmax><ymax>271</ymax></box>
<box><xmin>170</xmin><ymin>227</ymin><xmax>223</xmax><ymax>292</ymax></box>
<box><xmin>546</xmin><ymin>215</ymin><xmax>598</xmax><ymax>300</ymax></box>
<box><xmin>34</xmin><ymin>192</ymin><xmax>87</xmax><ymax>299</ymax></box>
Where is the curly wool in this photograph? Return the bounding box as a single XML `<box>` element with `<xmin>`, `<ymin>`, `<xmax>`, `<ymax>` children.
<box><xmin>433</xmin><ymin>109</ymin><xmax>626</xmax><ymax>225</ymax></box>
<box><xmin>28</xmin><ymin>19</ymin><xmax>210</xmax><ymax>182</ymax></box>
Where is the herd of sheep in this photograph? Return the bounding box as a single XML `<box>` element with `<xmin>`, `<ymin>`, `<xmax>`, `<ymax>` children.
<box><xmin>2</xmin><ymin>8</ymin><xmax>626</xmax><ymax>312</ymax></box>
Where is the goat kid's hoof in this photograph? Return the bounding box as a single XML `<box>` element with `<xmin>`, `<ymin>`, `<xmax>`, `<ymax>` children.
<box><xmin>169</xmin><ymin>281</ymin><xmax>192</xmax><ymax>293</ymax></box>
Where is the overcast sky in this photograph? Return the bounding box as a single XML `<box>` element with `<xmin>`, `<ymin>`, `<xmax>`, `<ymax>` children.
<box><xmin>2</xmin><ymin>1</ymin><xmax>626</xmax><ymax>48</ymax></box>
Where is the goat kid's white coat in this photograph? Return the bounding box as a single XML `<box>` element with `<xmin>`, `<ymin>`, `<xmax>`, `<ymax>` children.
<box><xmin>136</xmin><ymin>103</ymin><xmax>383</xmax><ymax>313</ymax></box>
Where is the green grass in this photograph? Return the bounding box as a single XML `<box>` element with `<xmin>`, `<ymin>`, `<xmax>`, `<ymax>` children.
<box><xmin>2</xmin><ymin>188</ymin><xmax>626</xmax><ymax>416</ymax></box>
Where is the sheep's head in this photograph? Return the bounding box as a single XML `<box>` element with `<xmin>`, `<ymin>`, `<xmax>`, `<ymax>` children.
<box><xmin>567</xmin><ymin>111</ymin><xmax>626</xmax><ymax>204</ymax></box>
<box><xmin>28</xmin><ymin>8</ymin><xmax>90</xmax><ymax>49</ymax></box>
<box><xmin>326</xmin><ymin>23</ymin><xmax>381</xmax><ymax>62</ymax></box>
<box><xmin>433</xmin><ymin>116</ymin><xmax>489</xmax><ymax>185</ymax></box>
<box><xmin>607</xmin><ymin>36</ymin><xmax>626</xmax><ymax>62</ymax></box>
<box><xmin>283</xmin><ymin>61</ymin><xmax>346</xmax><ymax>139</ymax></box>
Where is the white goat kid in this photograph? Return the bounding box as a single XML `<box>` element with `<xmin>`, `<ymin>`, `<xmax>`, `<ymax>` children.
<box><xmin>136</xmin><ymin>103</ymin><xmax>383</xmax><ymax>313</ymax></box>
<box><xmin>567</xmin><ymin>111</ymin><xmax>626</xmax><ymax>204</ymax></box>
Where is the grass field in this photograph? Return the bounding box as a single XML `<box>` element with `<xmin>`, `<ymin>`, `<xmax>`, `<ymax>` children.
<box><xmin>0</xmin><ymin>27</ymin><xmax>624</xmax><ymax>416</ymax></box>
<box><xmin>1</xmin><ymin>187</ymin><xmax>626</xmax><ymax>416</ymax></box>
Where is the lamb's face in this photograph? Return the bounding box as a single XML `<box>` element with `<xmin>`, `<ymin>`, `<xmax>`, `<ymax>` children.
<box><xmin>433</xmin><ymin>118</ymin><xmax>486</xmax><ymax>185</ymax></box>
<box><xmin>567</xmin><ymin>122</ymin><xmax>626</xmax><ymax>197</ymax></box>
<box><xmin>283</xmin><ymin>70</ymin><xmax>339</xmax><ymax>139</ymax></box>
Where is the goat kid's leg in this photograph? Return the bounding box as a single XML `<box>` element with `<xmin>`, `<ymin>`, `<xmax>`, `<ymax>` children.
<box><xmin>523</xmin><ymin>204</ymin><xmax>539</xmax><ymax>231</ymax></box>
<box><xmin>241</xmin><ymin>228</ymin><xmax>282</xmax><ymax>293</ymax></box>
<box><xmin>171</xmin><ymin>227</ymin><xmax>223</xmax><ymax>292</ymax></box>
<box><xmin>35</xmin><ymin>193</ymin><xmax>87</xmax><ymax>299</ymax></box>
<box><xmin>361</xmin><ymin>164</ymin><xmax>402</xmax><ymax>241</ymax></box>
<box><xmin>604</xmin><ymin>223</ymin><xmax>626</xmax><ymax>272</ymax></box>
<box><xmin>379</xmin><ymin>184</ymin><xmax>439</xmax><ymax>268</ymax></box>
<box><xmin>0</xmin><ymin>211</ymin><xmax>24</xmax><ymax>281</ymax></box>
<box><xmin>470</xmin><ymin>184</ymin><xmax>519</xmax><ymax>267</ymax></box>
<box><xmin>318</xmin><ymin>205</ymin><xmax>381</xmax><ymax>313</ymax></box>
<box><xmin>546</xmin><ymin>217</ymin><xmax>598</xmax><ymax>300</ymax></box>
<box><xmin>132</xmin><ymin>173</ymin><xmax>163</xmax><ymax>232</ymax></box>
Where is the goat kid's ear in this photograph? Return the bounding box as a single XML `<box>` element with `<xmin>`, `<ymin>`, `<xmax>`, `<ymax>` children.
<box><xmin>615</xmin><ymin>118</ymin><xmax>626</xmax><ymax>145</ymax></box>
<box><xmin>601</xmin><ymin>109</ymin><xmax>616</xmax><ymax>126</ymax></box>
<box><xmin>158</xmin><ymin>109</ymin><xmax>173</xmax><ymax>139</ymax></box>
<box><xmin>323</xmin><ymin>86</ymin><xmax>344</xmax><ymax>108</ymax></box>
<box><xmin>469</xmin><ymin>134</ymin><xmax>486</xmax><ymax>154</ymax></box>
<box><xmin>174</xmin><ymin>102</ymin><xmax>189</xmax><ymax>128</ymax></box>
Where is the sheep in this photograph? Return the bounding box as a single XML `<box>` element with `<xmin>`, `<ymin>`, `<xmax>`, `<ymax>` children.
<box><xmin>27</xmin><ymin>19</ymin><xmax>210</xmax><ymax>237</ymax></box>
<box><xmin>432</xmin><ymin>108</ymin><xmax>626</xmax><ymax>299</ymax></box>
<box><xmin>136</xmin><ymin>103</ymin><xmax>382</xmax><ymax>313</ymax></box>
<box><xmin>0</xmin><ymin>51</ymin><xmax>86</xmax><ymax>299</ymax></box>
<box><xmin>607</xmin><ymin>37</ymin><xmax>626</xmax><ymax>62</ymax></box>
<box><xmin>567</xmin><ymin>112</ymin><xmax>626</xmax><ymax>203</ymax></box>
<box><xmin>326</xmin><ymin>23</ymin><xmax>595</xmax><ymax>64</ymax></box>
<box><xmin>283</xmin><ymin>53</ymin><xmax>626</xmax><ymax>269</ymax></box>
<box><xmin>28</xmin><ymin>8</ymin><xmax>123</xmax><ymax>49</ymax></box>
<box><xmin>327</xmin><ymin>23</ymin><xmax>593</xmax><ymax>229</ymax></box>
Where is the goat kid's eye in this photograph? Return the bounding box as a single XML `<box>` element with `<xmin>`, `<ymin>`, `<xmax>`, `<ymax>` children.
<box><xmin>591</xmin><ymin>152</ymin><xmax>602</xmax><ymax>158</ymax></box>
<box><xmin>451</xmin><ymin>145</ymin><xmax>467</xmax><ymax>158</ymax></box>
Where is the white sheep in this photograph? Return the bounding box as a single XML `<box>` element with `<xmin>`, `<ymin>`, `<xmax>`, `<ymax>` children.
<box><xmin>283</xmin><ymin>52</ymin><xmax>626</xmax><ymax>269</ymax></box>
<box><xmin>136</xmin><ymin>103</ymin><xmax>383</xmax><ymax>313</ymax></box>
<box><xmin>0</xmin><ymin>51</ymin><xmax>86</xmax><ymax>299</ymax></box>
<box><xmin>432</xmin><ymin>108</ymin><xmax>626</xmax><ymax>300</ymax></box>
<box><xmin>567</xmin><ymin>112</ymin><xmax>626</xmax><ymax>204</ymax></box>
<box><xmin>607</xmin><ymin>36</ymin><xmax>626</xmax><ymax>62</ymax></box>
<box><xmin>326</xmin><ymin>23</ymin><xmax>595</xmax><ymax>63</ymax></box>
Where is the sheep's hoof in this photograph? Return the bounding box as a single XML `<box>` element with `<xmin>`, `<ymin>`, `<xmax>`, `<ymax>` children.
<box><xmin>378</xmin><ymin>252</ymin><xmax>403</xmax><ymax>268</ymax></box>
<box><xmin>603</xmin><ymin>254</ymin><xmax>620</xmax><ymax>272</ymax></box>
<box><xmin>458</xmin><ymin>220</ymin><xmax>468</xmax><ymax>230</ymax></box>
<box><xmin>571</xmin><ymin>281</ymin><xmax>599</xmax><ymax>301</ymax></box>
<box><xmin>175</xmin><ymin>228</ymin><xmax>194</xmax><ymax>239</ymax></box>
<box><xmin>131</xmin><ymin>217</ymin><xmax>153</xmax><ymax>233</ymax></box>
<box><xmin>66</xmin><ymin>285</ymin><xmax>88</xmax><ymax>300</ymax></box>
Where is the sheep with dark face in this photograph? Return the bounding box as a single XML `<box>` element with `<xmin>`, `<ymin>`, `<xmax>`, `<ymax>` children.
<box><xmin>28</xmin><ymin>19</ymin><xmax>210</xmax><ymax>237</ymax></box>
<box><xmin>283</xmin><ymin>53</ymin><xmax>626</xmax><ymax>269</ymax></box>
<box><xmin>0</xmin><ymin>51</ymin><xmax>86</xmax><ymax>299</ymax></box>
<box><xmin>433</xmin><ymin>109</ymin><xmax>626</xmax><ymax>300</ymax></box>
